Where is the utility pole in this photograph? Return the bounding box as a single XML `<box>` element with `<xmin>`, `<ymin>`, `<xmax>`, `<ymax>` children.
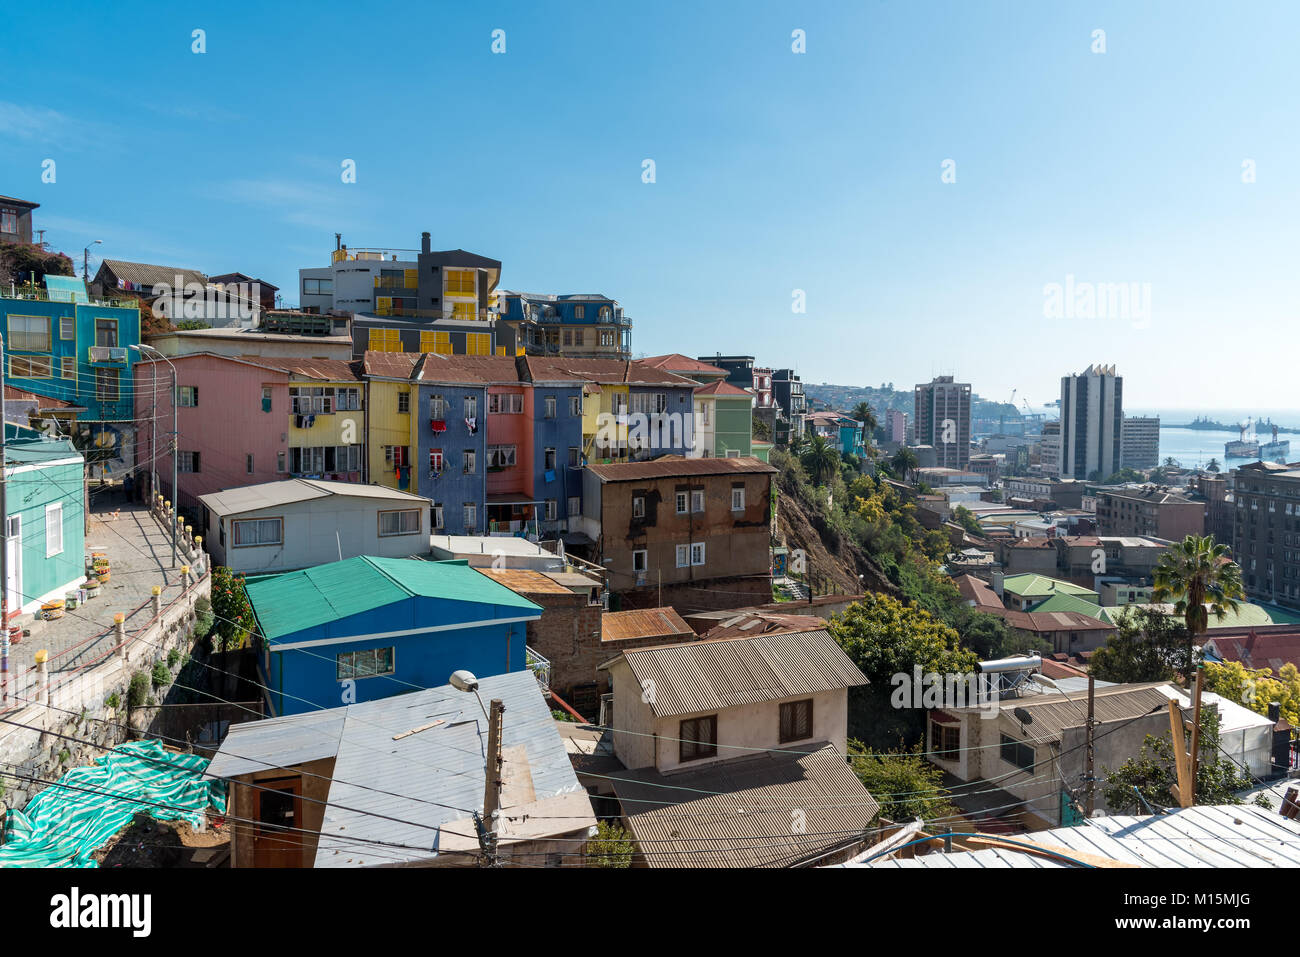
<box><xmin>1189</xmin><ymin>665</ymin><xmax>1205</xmax><ymax>790</ymax></box>
<box><xmin>1084</xmin><ymin>672</ymin><xmax>1096</xmax><ymax>816</ymax></box>
<box><xmin>479</xmin><ymin>698</ymin><xmax>505</xmax><ymax>866</ymax></box>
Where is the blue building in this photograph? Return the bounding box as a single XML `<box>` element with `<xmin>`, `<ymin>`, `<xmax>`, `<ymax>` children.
<box><xmin>1</xmin><ymin>279</ymin><xmax>141</xmax><ymax>423</ymax></box>
<box><xmin>497</xmin><ymin>292</ymin><xmax>631</xmax><ymax>359</ymax></box>
<box><xmin>244</xmin><ymin>555</ymin><xmax>542</xmax><ymax>716</ymax></box>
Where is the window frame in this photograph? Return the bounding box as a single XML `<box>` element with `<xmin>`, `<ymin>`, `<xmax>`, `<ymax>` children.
<box><xmin>378</xmin><ymin>508</ymin><xmax>422</xmax><ymax>537</ymax></box>
<box><xmin>232</xmin><ymin>517</ymin><xmax>283</xmax><ymax>548</ymax></box>
<box><xmin>679</xmin><ymin>715</ymin><xmax>718</xmax><ymax>763</ymax></box>
<box><xmin>778</xmin><ymin>699</ymin><xmax>814</xmax><ymax>744</ymax></box>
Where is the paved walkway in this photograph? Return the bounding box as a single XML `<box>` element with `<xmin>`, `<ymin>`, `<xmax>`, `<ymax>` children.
<box><xmin>6</xmin><ymin>502</ymin><xmax>195</xmax><ymax>677</ymax></box>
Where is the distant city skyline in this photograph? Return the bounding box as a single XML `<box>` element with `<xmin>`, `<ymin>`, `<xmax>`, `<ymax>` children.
<box><xmin>3</xmin><ymin>1</ymin><xmax>1298</xmax><ymax>408</ymax></box>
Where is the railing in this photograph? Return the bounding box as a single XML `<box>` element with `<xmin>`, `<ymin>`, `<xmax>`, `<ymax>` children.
<box><xmin>373</xmin><ymin>275</ymin><xmax>417</xmax><ymax>289</ymax></box>
<box><xmin>526</xmin><ymin>646</ymin><xmax>551</xmax><ymax>691</ymax></box>
<box><xmin>1</xmin><ymin>284</ymin><xmax>139</xmax><ymax>309</ymax></box>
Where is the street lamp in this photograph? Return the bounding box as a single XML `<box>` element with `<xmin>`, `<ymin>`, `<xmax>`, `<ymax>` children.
<box><xmin>83</xmin><ymin>240</ymin><xmax>102</xmax><ymax>282</ymax></box>
<box><xmin>128</xmin><ymin>343</ymin><xmax>177</xmax><ymax>567</ymax></box>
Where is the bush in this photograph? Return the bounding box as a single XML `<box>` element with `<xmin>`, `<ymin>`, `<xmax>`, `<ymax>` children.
<box><xmin>587</xmin><ymin>820</ymin><xmax>635</xmax><ymax>868</ymax></box>
<box><xmin>167</xmin><ymin>648</ymin><xmax>180</xmax><ymax>668</ymax></box>
<box><xmin>193</xmin><ymin>596</ymin><xmax>214</xmax><ymax>640</ymax></box>
<box><xmin>104</xmin><ymin>692</ymin><xmax>120</xmax><ymax>710</ymax></box>
<box><xmin>151</xmin><ymin>661</ymin><xmax>171</xmax><ymax>689</ymax></box>
<box><xmin>128</xmin><ymin>672</ymin><xmax>149</xmax><ymax>709</ymax></box>
<box><xmin>210</xmin><ymin>567</ymin><xmax>256</xmax><ymax>652</ymax></box>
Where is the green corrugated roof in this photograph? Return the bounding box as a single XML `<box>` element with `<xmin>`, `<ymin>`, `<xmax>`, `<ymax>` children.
<box><xmin>245</xmin><ymin>556</ymin><xmax>542</xmax><ymax>642</ymax></box>
<box><xmin>1001</xmin><ymin>574</ymin><xmax>1097</xmax><ymax>601</ymax></box>
<box><xmin>1120</xmin><ymin>602</ymin><xmax>1275</xmax><ymax>630</ymax></box>
<box><xmin>3</xmin><ymin>435</ymin><xmax>80</xmax><ymax>466</ymax></box>
<box><xmin>1031</xmin><ymin>592</ymin><xmax>1116</xmax><ymax>624</ymax></box>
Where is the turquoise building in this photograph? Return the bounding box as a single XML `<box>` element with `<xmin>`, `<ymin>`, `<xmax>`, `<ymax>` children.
<box><xmin>2</xmin><ymin>433</ymin><xmax>85</xmax><ymax>616</ymax></box>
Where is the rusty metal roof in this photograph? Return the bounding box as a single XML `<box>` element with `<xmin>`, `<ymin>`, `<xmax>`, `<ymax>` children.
<box><xmin>610</xmin><ymin>629</ymin><xmax>867</xmax><ymax>718</ymax></box>
<box><xmin>698</xmin><ymin>612</ymin><xmax>828</xmax><ymax>640</ymax></box>
<box><xmin>586</xmin><ymin>455</ymin><xmax>777</xmax><ymax>483</ymax></box>
<box><xmin>601</xmin><ymin>607</ymin><xmax>694</xmax><ymax>643</ymax></box>
<box><xmin>613</xmin><ymin>744</ymin><xmax>880</xmax><ymax>868</ymax></box>
<box><xmin>238</xmin><ymin>355</ymin><xmax>363</xmax><ymax>381</ymax></box>
<box><xmin>477</xmin><ymin>567</ymin><xmax>575</xmax><ymax>596</ymax></box>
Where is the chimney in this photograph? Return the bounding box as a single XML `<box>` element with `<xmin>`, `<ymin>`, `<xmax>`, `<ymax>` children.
<box><xmin>421</xmin><ymin>231</ymin><xmax>431</xmax><ymax>255</ymax></box>
<box><xmin>1269</xmin><ymin>701</ymin><xmax>1281</xmax><ymax>722</ymax></box>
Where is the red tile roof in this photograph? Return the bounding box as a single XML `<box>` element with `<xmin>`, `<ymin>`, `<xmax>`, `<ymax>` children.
<box><xmin>639</xmin><ymin>354</ymin><xmax>729</xmax><ymax>376</ymax></box>
<box><xmin>1207</xmin><ymin>631</ymin><xmax>1300</xmax><ymax>673</ymax></box>
<box><xmin>693</xmin><ymin>379</ymin><xmax>752</xmax><ymax>397</ymax></box>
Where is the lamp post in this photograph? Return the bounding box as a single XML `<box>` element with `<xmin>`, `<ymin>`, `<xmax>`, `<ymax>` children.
<box><xmin>129</xmin><ymin>343</ymin><xmax>177</xmax><ymax>567</ymax></box>
<box><xmin>83</xmin><ymin>240</ymin><xmax>102</xmax><ymax>282</ymax></box>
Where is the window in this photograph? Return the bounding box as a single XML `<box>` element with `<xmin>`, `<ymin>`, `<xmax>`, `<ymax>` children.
<box><xmin>568</xmin><ymin>447</ymin><xmax>581</xmax><ymax>467</ymax></box>
<box><xmin>487</xmin><ymin>445</ymin><xmax>516</xmax><ymax>468</ymax></box>
<box><xmin>178</xmin><ymin>386</ymin><xmax>198</xmax><ymax>407</ymax></box>
<box><xmin>568</xmin><ymin>495</ymin><xmax>581</xmax><ymax>516</ymax></box>
<box><xmin>1000</xmin><ymin>734</ymin><xmax>1035</xmax><ymax>773</ymax></box>
<box><xmin>383</xmin><ymin>446</ymin><xmax>409</xmax><ymax>469</ymax></box>
<box><xmin>379</xmin><ymin>508</ymin><xmax>422</xmax><ymax>536</ymax></box>
<box><xmin>336</xmin><ymin>387</ymin><xmax>361</xmax><ymax>411</ymax></box>
<box><xmin>44</xmin><ymin>503</ymin><xmax>63</xmax><ymax>558</ymax></box>
<box><xmin>675</xmin><ymin>491</ymin><xmax>688</xmax><ymax>514</ymax></box>
<box><xmin>367</xmin><ymin>328</ymin><xmax>402</xmax><ymax>352</ymax></box>
<box><xmin>445</xmin><ymin>269</ymin><xmax>475</xmax><ymax>296</ymax></box>
<box><xmin>633</xmin><ymin>496</ymin><xmax>646</xmax><ymax>519</ymax></box>
<box><xmin>463</xmin><ymin>503</ymin><xmax>477</xmax><ymax>532</ymax></box>
<box><xmin>544</xmin><ymin>396</ymin><xmax>556</xmax><ymax>418</ymax></box>
<box><xmin>569</xmin><ymin>395</ymin><xmax>581</xmax><ymax>417</ymax></box>
<box><xmin>177</xmin><ymin>451</ymin><xmax>200</xmax><ymax>473</ymax></box>
<box><xmin>336</xmin><ymin>647</ymin><xmax>395</xmax><ymax>680</ymax></box>
<box><xmin>59</xmin><ymin>317</ymin><xmax>76</xmax><ymax>340</ymax></box>
<box><xmin>429</xmin><ymin>448</ymin><xmax>444</xmax><ymax>472</ymax></box>
<box><xmin>302</xmin><ymin>278</ymin><xmax>333</xmax><ymax>296</ymax></box>
<box><xmin>574</xmin><ymin>305</ymin><xmax>586</xmax><ymax>319</ymax></box>
<box><xmin>545</xmin><ymin>499</ymin><xmax>557</xmax><ymax>521</ymax></box>
<box><xmin>10</xmin><ymin>356</ymin><xmax>52</xmax><ymax>378</ymax></box>
<box><xmin>563</xmin><ymin>329</ymin><xmax>572</xmax><ymax>347</ymax></box>
<box><xmin>731</xmin><ymin>486</ymin><xmax>745</xmax><ymax>511</ymax></box>
<box><xmin>676</xmin><ymin>544</ymin><xmax>689</xmax><ymax>568</ymax></box>
<box><xmin>632</xmin><ymin>549</ymin><xmax>648</xmax><ymax>573</ymax></box>
<box><xmin>679</xmin><ymin>715</ymin><xmax>717</xmax><ymax>762</ymax></box>
<box><xmin>421</xmin><ymin>330</ymin><xmax>452</xmax><ymax>354</ymax></box>
<box><xmin>8</xmin><ymin>315</ymin><xmax>50</xmax><ymax>351</ymax></box>
<box><xmin>397</xmin><ymin>391</ymin><xmax>410</xmax><ymax>414</ymax></box>
<box><xmin>276</xmin><ymin>450</ymin><xmax>286</xmax><ymax>473</ymax></box>
<box><xmin>95</xmin><ymin>368</ymin><xmax>119</xmax><ymax>400</ymax></box>
<box><xmin>464</xmin><ymin>395</ymin><xmax>478</xmax><ymax>418</ymax></box>
<box><xmin>61</xmin><ymin>357</ymin><xmax>75</xmax><ymax>379</ymax></box>
<box><xmin>489</xmin><ymin>393</ymin><xmax>522</xmax><ymax>414</ymax></box>
<box><xmin>432</xmin><ymin>503</ymin><xmax>444</xmax><ymax>529</ymax></box>
<box><xmin>600</xmin><ymin>330</ymin><xmax>614</xmax><ymax>347</ymax></box>
<box><xmin>290</xmin><ymin>386</ymin><xmax>334</xmax><ymax>415</ymax></box>
<box><xmin>246</xmin><ymin>454</ymin><xmax>254</xmax><ymax>474</ymax></box>
<box><xmin>779</xmin><ymin>700</ymin><xmax>813</xmax><ymax>743</ymax></box>
<box><xmin>463</xmin><ymin>450</ymin><xmax>476</xmax><ymax>474</ymax></box>
<box><xmin>429</xmin><ymin>395</ymin><xmax>447</xmax><ymax>419</ymax></box>
<box><xmin>574</xmin><ymin>329</ymin><xmax>585</xmax><ymax>347</ymax></box>
<box><xmin>544</xmin><ymin>448</ymin><xmax>556</xmax><ymax>470</ymax></box>
<box><xmin>690</xmin><ymin>542</ymin><xmax>706</xmax><ymax>566</ymax></box>
<box><xmin>930</xmin><ymin>721</ymin><xmax>960</xmax><ymax>759</ymax></box>
<box><xmin>0</xmin><ymin>210</ymin><xmax>15</xmax><ymax>235</ymax></box>
<box><xmin>691</xmin><ymin>490</ymin><xmax>705</xmax><ymax>513</ymax></box>
<box><xmin>233</xmin><ymin>518</ymin><xmax>282</xmax><ymax>547</ymax></box>
<box><xmin>94</xmin><ymin>318</ymin><xmax>118</xmax><ymax>347</ymax></box>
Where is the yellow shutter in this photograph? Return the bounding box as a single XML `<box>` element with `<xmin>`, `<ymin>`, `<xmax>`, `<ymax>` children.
<box><xmin>420</xmin><ymin>331</ymin><xmax>437</xmax><ymax>353</ymax></box>
<box><xmin>404</xmin><ymin>269</ymin><xmax>418</xmax><ymax>289</ymax></box>
<box><xmin>377</xmin><ymin>296</ymin><xmax>391</xmax><ymax>316</ymax></box>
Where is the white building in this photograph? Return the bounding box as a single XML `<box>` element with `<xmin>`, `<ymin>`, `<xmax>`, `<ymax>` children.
<box><xmin>1121</xmin><ymin>415</ymin><xmax>1161</xmax><ymax>470</ymax></box>
<box><xmin>1059</xmin><ymin>364</ymin><xmax>1123</xmax><ymax>479</ymax></box>
<box><xmin>199</xmin><ymin>479</ymin><xmax>433</xmax><ymax>574</ymax></box>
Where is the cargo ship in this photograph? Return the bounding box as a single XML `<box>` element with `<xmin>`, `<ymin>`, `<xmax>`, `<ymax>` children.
<box><xmin>1226</xmin><ymin>420</ymin><xmax>1259</xmax><ymax>459</ymax></box>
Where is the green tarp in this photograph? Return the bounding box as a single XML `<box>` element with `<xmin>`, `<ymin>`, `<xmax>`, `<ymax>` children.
<box><xmin>0</xmin><ymin>740</ymin><xmax>227</xmax><ymax>868</ymax></box>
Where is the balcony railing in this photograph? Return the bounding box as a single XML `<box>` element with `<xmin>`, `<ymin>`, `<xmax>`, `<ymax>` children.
<box><xmin>2</xmin><ymin>284</ymin><xmax>138</xmax><ymax>309</ymax></box>
<box><xmin>526</xmin><ymin>646</ymin><xmax>551</xmax><ymax>690</ymax></box>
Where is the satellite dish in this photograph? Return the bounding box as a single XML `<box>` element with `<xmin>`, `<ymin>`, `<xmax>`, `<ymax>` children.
<box><xmin>1013</xmin><ymin>707</ymin><xmax>1033</xmax><ymax>725</ymax></box>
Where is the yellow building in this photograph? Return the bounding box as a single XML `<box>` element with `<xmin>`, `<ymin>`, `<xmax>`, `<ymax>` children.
<box><xmin>361</xmin><ymin>353</ymin><xmax>419</xmax><ymax>489</ymax></box>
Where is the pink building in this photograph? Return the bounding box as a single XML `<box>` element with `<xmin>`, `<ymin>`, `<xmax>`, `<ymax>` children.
<box><xmin>886</xmin><ymin>409</ymin><xmax>906</xmax><ymax>442</ymax></box>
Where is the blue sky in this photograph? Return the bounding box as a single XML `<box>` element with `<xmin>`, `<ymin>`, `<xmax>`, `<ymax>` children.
<box><xmin>3</xmin><ymin>0</ymin><xmax>1297</xmax><ymax>411</ymax></box>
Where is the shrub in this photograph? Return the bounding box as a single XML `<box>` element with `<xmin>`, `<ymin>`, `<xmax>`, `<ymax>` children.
<box><xmin>128</xmin><ymin>672</ymin><xmax>149</xmax><ymax>708</ymax></box>
<box><xmin>167</xmin><ymin>648</ymin><xmax>180</xmax><ymax>668</ymax></box>
<box><xmin>586</xmin><ymin>820</ymin><xmax>635</xmax><ymax>868</ymax></box>
<box><xmin>151</xmin><ymin>661</ymin><xmax>171</xmax><ymax>689</ymax></box>
<box><xmin>104</xmin><ymin>692</ymin><xmax>120</xmax><ymax>710</ymax></box>
<box><xmin>193</xmin><ymin>596</ymin><xmax>214</xmax><ymax>640</ymax></box>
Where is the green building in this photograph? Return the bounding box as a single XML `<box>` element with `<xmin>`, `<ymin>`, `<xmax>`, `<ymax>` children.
<box><xmin>3</xmin><ymin>433</ymin><xmax>85</xmax><ymax>616</ymax></box>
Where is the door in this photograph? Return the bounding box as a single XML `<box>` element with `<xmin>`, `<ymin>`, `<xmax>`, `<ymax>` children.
<box><xmin>252</xmin><ymin>778</ymin><xmax>304</xmax><ymax>867</ymax></box>
<box><xmin>5</xmin><ymin>515</ymin><xmax>21</xmax><ymax>619</ymax></box>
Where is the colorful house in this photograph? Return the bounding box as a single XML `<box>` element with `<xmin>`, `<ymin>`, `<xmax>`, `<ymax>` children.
<box><xmin>244</xmin><ymin>555</ymin><xmax>542</xmax><ymax>716</ymax></box>
<box><xmin>2</xmin><ymin>433</ymin><xmax>85</xmax><ymax>619</ymax></box>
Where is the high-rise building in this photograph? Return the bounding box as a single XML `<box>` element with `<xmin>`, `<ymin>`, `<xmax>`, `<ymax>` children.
<box><xmin>1059</xmin><ymin>365</ymin><xmax>1123</xmax><ymax>480</ymax></box>
<box><xmin>913</xmin><ymin>376</ymin><xmax>971</xmax><ymax>468</ymax></box>
<box><xmin>1121</xmin><ymin>415</ymin><xmax>1160</xmax><ymax>470</ymax></box>
<box><xmin>1231</xmin><ymin>461</ymin><xmax>1300</xmax><ymax>608</ymax></box>
<box><xmin>1037</xmin><ymin>420</ymin><xmax>1061</xmax><ymax>476</ymax></box>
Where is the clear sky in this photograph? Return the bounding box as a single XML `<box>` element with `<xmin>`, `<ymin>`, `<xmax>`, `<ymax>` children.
<box><xmin>2</xmin><ymin>1</ymin><xmax>1297</xmax><ymax>411</ymax></box>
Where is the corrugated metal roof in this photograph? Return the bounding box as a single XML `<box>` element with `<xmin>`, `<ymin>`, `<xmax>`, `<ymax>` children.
<box><xmin>100</xmin><ymin>258</ymin><xmax>206</xmax><ymax>288</ymax></box>
<box><xmin>245</xmin><ymin>556</ymin><xmax>542</xmax><ymax>642</ymax></box>
<box><xmin>860</xmin><ymin>803</ymin><xmax>1300</xmax><ymax>868</ymax></box>
<box><xmin>199</xmin><ymin>478</ymin><xmax>429</xmax><ymax>516</ymax></box>
<box><xmin>478</xmin><ymin>568</ymin><xmax>574</xmax><ymax>595</ymax></box>
<box><xmin>207</xmin><ymin>671</ymin><xmax>587</xmax><ymax>867</ymax></box>
<box><xmin>237</xmin><ymin>355</ymin><xmax>362</xmax><ymax>381</ymax></box>
<box><xmin>613</xmin><ymin>629</ymin><xmax>867</xmax><ymax>718</ymax></box>
<box><xmin>992</xmin><ymin>684</ymin><xmax>1173</xmax><ymax>739</ymax></box>
<box><xmin>602</xmin><ymin>607</ymin><xmax>694</xmax><ymax>642</ymax></box>
<box><xmin>586</xmin><ymin>455</ymin><xmax>778</xmax><ymax>483</ymax></box>
<box><xmin>613</xmin><ymin>744</ymin><xmax>880</xmax><ymax>868</ymax></box>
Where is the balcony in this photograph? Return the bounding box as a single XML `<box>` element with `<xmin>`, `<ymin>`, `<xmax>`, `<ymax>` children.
<box><xmin>526</xmin><ymin>646</ymin><xmax>551</xmax><ymax>691</ymax></box>
<box><xmin>88</xmin><ymin>346</ymin><xmax>129</xmax><ymax>364</ymax></box>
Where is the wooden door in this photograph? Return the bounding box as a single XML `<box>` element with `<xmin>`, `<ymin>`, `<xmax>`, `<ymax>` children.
<box><xmin>252</xmin><ymin>778</ymin><xmax>304</xmax><ymax>867</ymax></box>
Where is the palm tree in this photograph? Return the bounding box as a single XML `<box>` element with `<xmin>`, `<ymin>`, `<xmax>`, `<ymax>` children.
<box><xmin>1206</xmin><ymin>458</ymin><xmax>1221</xmax><ymax>473</ymax></box>
<box><xmin>850</xmin><ymin>401</ymin><xmax>878</xmax><ymax>452</ymax></box>
<box><xmin>800</xmin><ymin>435</ymin><xmax>840</xmax><ymax>486</ymax></box>
<box><xmin>1152</xmin><ymin>534</ymin><xmax>1245</xmax><ymax>682</ymax></box>
<box><xmin>891</xmin><ymin>446</ymin><xmax>919</xmax><ymax>484</ymax></box>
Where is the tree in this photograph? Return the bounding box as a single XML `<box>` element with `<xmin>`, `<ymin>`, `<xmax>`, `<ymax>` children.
<box><xmin>951</xmin><ymin>505</ymin><xmax>983</xmax><ymax>538</ymax></box>
<box><xmin>848</xmin><ymin>742</ymin><xmax>959</xmax><ymax>823</ymax></box>
<box><xmin>1102</xmin><ymin>467</ymin><xmax>1144</xmax><ymax>484</ymax></box>
<box><xmin>1151</xmin><ymin>534</ymin><xmax>1244</xmax><ymax>681</ymax></box>
<box><xmin>586</xmin><ymin>820</ymin><xmax>635</xmax><ymax>868</ymax></box>
<box><xmin>850</xmin><ymin>401</ymin><xmax>878</xmax><ymax>455</ymax></box>
<box><xmin>1206</xmin><ymin>458</ymin><xmax>1221</xmax><ymax>473</ymax></box>
<box><xmin>1164</xmin><ymin>456</ymin><xmax>1180</xmax><ymax>468</ymax></box>
<box><xmin>890</xmin><ymin>447</ymin><xmax>919</xmax><ymax>484</ymax></box>
<box><xmin>800</xmin><ymin>434</ymin><xmax>840</xmax><ymax>486</ymax></box>
<box><xmin>1099</xmin><ymin>705</ymin><xmax>1258</xmax><ymax>814</ymax></box>
<box><xmin>949</xmin><ymin>606</ymin><xmax>1048</xmax><ymax>660</ymax></box>
<box><xmin>828</xmin><ymin>593</ymin><xmax>977</xmax><ymax>686</ymax></box>
<box><xmin>210</xmin><ymin>566</ymin><xmax>257</xmax><ymax>652</ymax></box>
<box><xmin>1204</xmin><ymin>660</ymin><xmax>1300</xmax><ymax>728</ymax></box>
<box><xmin>1089</xmin><ymin>606</ymin><xmax>1193</xmax><ymax>683</ymax></box>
